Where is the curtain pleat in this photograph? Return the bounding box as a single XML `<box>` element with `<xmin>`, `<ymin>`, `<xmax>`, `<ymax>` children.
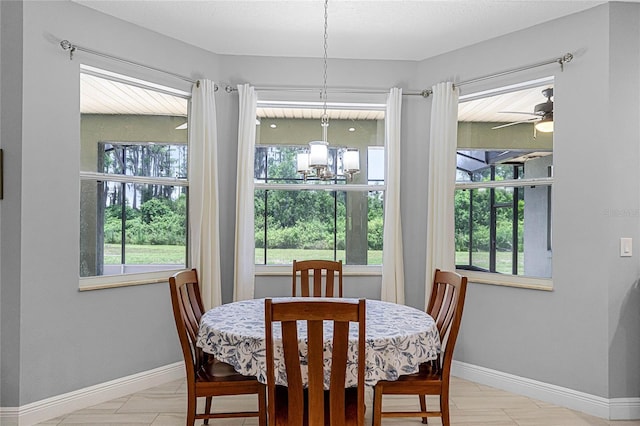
<box><xmin>188</xmin><ymin>79</ymin><xmax>222</xmax><ymax>309</ymax></box>
<box><xmin>425</xmin><ymin>82</ymin><xmax>459</xmax><ymax>308</ymax></box>
<box><xmin>233</xmin><ymin>84</ymin><xmax>257</xmax><ymax>301</ymax></box>
<box><xmin>380</xmin><ymin>88</ymin><xmax>405</xmax><ymax>304</ymax></box>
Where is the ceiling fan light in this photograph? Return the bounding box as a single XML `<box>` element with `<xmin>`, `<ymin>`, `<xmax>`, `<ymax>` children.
<box><xmin>535</xmin><ymin>117</ymin><xmax>554</xmax><ymax>133</ymax></box>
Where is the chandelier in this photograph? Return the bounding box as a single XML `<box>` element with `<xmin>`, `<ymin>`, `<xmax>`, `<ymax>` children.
<box><xmin>296</xmin><ymin>0</ymin><xmax>360</xmax><ymax>182</ymax></box>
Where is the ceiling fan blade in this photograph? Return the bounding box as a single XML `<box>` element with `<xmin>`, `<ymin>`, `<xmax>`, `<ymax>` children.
<box><xmin>492</xmin><ymin>118</ymin><xmax>538</xmax><ymax>130</ymax></box>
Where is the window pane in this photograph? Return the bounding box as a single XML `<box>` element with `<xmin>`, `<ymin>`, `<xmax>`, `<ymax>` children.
<box><xmin>470</xmin><ymin>188</ymin><xmax>490</xmax><ymax>271</ymax></box>
<box><xmin>254</xmin><ymin>145</ymin><xmax>349</xmax><ymax>185</ymax></box>
<box><xmin>254</xmin><ymin>189</ymin><xmax>383</xmax><ymax>265</ymax></box>
<box><xmin>455</xmin><ymin>185</ymin><xmax>549</xmax><ymax>278</ymax></box>
<box><xmin>367</xmin><ymin>147</ymin><xmax>385</xmax><ymax>183</ymax></box>
<box><xmin>80</xmin><ymin>181</ymin><xmax>187</xmax><ymax>277</ymax></box>
<box><xmin>102</xmin><ymin>143</ymin><xmax>187</xmax><ymax>178</ymax></box>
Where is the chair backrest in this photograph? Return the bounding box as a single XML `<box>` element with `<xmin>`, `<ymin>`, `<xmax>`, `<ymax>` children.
<box><xmin>292</xmin><ymin>259</ymin><xmax>343</xmax><ymax>297</ymax></box>
<box><xmin>169</xmin><ymin>269</ymin><xmax>207</xmax><ymax>382</ymax></box>
<box><xmin>426</xmin><ymin>269</ymin><xmax>468</xmax><ymax>376</ymax></box>
<box><xmin>264</xmin><ymin>298</ymin><xmax>366</xmax><ymax>426</ymax></box>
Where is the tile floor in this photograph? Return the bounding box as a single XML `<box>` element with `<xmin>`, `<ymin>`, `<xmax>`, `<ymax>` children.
<box><xmin>37</xmin><ymin>377</ymin><xmax>640</xmax><ymax>425</ymax></box>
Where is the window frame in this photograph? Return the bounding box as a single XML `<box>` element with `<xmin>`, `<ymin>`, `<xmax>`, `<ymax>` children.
<box><xmin>78</xmin><ymin>66</ymin><xmax>191</xmax><ymax>290</ymax></box>
<box><xmin>253</xmin><ymin>100</ymin><xmax>386</xmax><ymax>274</ymax></box>
<box><xmin>455</xmin><ymin>80</ymin><xmax>554</xmax><ymax>291</ymax></box>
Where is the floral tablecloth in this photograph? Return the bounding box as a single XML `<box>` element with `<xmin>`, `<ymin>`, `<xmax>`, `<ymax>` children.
<box><xmin>196</xmin><ymin>297</ymin><xmax>440</xmax><ymax>388</ymax></box>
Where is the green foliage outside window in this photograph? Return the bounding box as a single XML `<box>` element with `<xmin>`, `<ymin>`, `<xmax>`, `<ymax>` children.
<box><xmin>104</xmin><ymin>194</ymin><xmax>186</xmax><ymax>246</ymax></box>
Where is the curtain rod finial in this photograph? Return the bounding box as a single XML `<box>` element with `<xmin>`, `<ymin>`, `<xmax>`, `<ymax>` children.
<box><xmin>559</xmin><ymin>53</ymin><xmax>573</xmax><ymax>71</ymax></box>
<box><xmin>59</xmin><ymin>40</ymin><xmax>75</xmax><ymax>60</ymax></box>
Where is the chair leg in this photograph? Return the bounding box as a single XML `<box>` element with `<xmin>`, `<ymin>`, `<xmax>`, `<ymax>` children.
<box><xmin>186</xmin><ymin>390</ymin><xmax>196</xmax><ymax>426</ymax></box>
<box><xmin>258</xmin><ymin>385</ymin><xmax>267</xmax><ymax>426</ymax></box>
<box><xmin>203</xmin><ymin>396</ymin><xmax>212</xmax><ymax>425</ymax></box>
<box><xmin>419</xmin><ymin>394</ymin><xmax>428</xmax><ymax>424</ymax></box>
<box><xmin>372</xmin><ymin>385</ymin><xmax>383</xmax><ymax>426</ymax></box>
<box><xmin>441</xmin><ymin>388</ymin><xmax>450</xmax><ymax>426</ymax></box>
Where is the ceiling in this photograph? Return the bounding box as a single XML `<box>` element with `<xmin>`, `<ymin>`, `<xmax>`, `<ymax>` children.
<box><xmin>72</xmin><ymin>0</ymin><xmax>610</xmax><ymax>62</ymax></box>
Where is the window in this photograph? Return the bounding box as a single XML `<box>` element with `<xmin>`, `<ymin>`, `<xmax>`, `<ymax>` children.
<box><xmin>254</xmin><ymin>103</ymin><xmax>385</xmax><ymax>266</ymax></box>
<box><xmin>455</xmin><ymin>80</ymin><xmax>553</xmax><ymax>287</ymax></box>
<box><xmin>79</xmin><ymin>66</ymin><xmax>190</xmax><ymax>288</ymax></box>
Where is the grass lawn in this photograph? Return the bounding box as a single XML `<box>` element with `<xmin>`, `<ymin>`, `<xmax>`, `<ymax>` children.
<box><xmin>104</xmin><ymin>244</ymin><xmax>186</xmax><ymax>264</ymax></box>
<box><xmin>105</xmin><ymin>243</ymin><xmax>522</xmax><ymax>272</ymax></box>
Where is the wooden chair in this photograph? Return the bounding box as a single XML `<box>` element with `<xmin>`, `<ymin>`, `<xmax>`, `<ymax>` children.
<box><xmin>292</xmin><ymin>259</ymin><xmax>343</xmax><ymax>297</ymax></box>
<box><xmin>372</xmin><ymin>269</ymin><xmax>468</xmax><ymax>426</ymax></box>
<box><xmin>264</xmin><ymin>298</ymin><xmax>366</xmax><ymax>426</ymax></box>
<box><xmin>169</xmin><ymin>269</ymin><xmax>267</xmax><ymax>426</ymax></box>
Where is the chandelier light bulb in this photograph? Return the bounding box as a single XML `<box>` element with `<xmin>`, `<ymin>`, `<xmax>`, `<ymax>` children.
<box><xmin>309</xmin><ymin>141</ymin><xmax>329</xmax><ymax>168</ymax></box>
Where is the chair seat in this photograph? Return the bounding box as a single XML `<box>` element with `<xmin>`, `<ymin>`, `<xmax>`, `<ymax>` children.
<box><xmin>272</xmin><ymin>386</ymin><xmax>359</xmax><ymax>426</ymax></box>
<box><xmin>376</xmin><ymin>362</ymin><xmax>444</xmax><ymax>396</ymax></box>
<box><xmin>394</xmin><ymin>362</ymin><xmax>441</xmax><ymax>381</ymax></box>
<box><xmin>197</xmin><ymin>361</ymin><xmax>261</xmax><ymax>383</ymax></box>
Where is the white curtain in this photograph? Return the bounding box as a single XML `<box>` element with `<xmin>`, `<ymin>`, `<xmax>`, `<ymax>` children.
<box><xmin>380</xmin><ymin>88</ymin><xmax>405</xmax><ymax>304</ymax></box>
<box><xmin>425</xmin><ymin>82</ymin><xmax>459</xmax><ymax>308</ymax></box>
<box><xmin>188</xmin><ymin>79</ymin><xmax>222</xmax><ymax>310</ymax></box>
<box><xmin>233</xmin><ymin>84</ymin><xmax>257</xmax><ymax>301</ymax></box>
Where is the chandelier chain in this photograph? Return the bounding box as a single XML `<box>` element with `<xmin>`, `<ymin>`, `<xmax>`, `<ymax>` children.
<box><xmin>322</xmin><ymin>0</ymin><xmax>329</xmax><ymax>120</ymax></box>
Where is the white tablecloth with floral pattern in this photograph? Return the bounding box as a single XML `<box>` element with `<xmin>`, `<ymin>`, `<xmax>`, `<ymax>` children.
<box><xmin>196</xmin><ymin>297</ymin><xmax>440</xmax><ymax>388</ymax></box>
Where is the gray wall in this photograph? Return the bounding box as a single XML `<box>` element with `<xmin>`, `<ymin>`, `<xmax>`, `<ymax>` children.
<box><xmin>2</xmin><ymin>0</ymin><xmax>219</xmax><ymax>405</ymax></box>
<box><xmin>605</xmin><ymin>2</ymin><xmax>640</xmax><ymax>399</ymax></box>
<box><xmin>2</xmin><ymin>0</ymin><xmax>640</xmax><ymax>409</ymax></box>
<box><xmin>0</xmin><ymin>0</ymin><xmax>24</xmax><ymax>409</ymax></box>
<box><xmin>413</xmin><ymin>3</ymin><xmax>639</xmax><ymax>399</ymax></box>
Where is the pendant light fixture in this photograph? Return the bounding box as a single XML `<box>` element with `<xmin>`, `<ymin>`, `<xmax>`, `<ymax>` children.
<box><xmin>296</xmin><ymin>0</ymin><xmax>360</xmax><ymax>182</ymax></box>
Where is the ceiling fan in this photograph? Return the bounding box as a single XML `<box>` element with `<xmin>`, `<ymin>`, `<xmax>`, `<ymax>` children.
<box><xmin>492</xmin><ymin>88</ymin><xmax>554</xmax><ymax>133</ymax></box>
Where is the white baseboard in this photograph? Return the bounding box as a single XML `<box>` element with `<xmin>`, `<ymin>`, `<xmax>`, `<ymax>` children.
<box><xmin>451</xmin><ymin>360</ymin><xmax>640</xmax><ymax>420</ymax></box>
<box><xmin>0</xmin><ymin>361</ymin><xmax>185</xmax><ymax>426</ymax></box>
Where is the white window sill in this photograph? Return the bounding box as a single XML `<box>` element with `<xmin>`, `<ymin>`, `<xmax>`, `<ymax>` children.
<box><xmin>255</xmin><ymin>264</ymin><xmax>382</xmax><ymax>276</ymax></box>
<box><xmin>79</xmin><ymin>269</ymin><xmax>184</xmax><ymax>291</ymax></box>
<box><xmin>457</xmin><ymin>269</ymin><xmax>553</xmax><ymax>291</ymax></box>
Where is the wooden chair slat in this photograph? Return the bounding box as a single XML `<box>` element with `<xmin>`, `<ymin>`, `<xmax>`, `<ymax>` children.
<box><xmin>308</xmin><ymin>320</ymin><xmax>325</xmax><ymax>426</ymax></box>
<box><xmin>292</xmin><ymin>259</ymin><xmax>343</xmax><ymax>298</ymax></box>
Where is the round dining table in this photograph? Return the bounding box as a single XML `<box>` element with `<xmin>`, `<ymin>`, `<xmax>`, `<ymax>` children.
<box><xmin>196</xmin><ymin>297</ymin><xmax>440</xmax><ymax>388</ymax></box>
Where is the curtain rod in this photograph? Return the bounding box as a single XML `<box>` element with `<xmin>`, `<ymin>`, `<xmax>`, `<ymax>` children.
<box><xmin>59</xmin><ymin>40</ymin><xmax>207</xmax><ymax>89</ymax></box>
<box><xmin>225</xmin><ymin>52</ymin><xmax>573</xmax><ymax>98</ymax></box>
<box><xmin>405</xmin><ymin>52</ymin><xmax>573</xmax><ymax>96</ymax></box>
<box><xmin>223</xmin><ymin>85</ymin><xmax>426</xmax><ymax>96</ymax></box>
<box><xmin>58</xmin><ymin>38</ymin><xmax>571</xmax><ymax>96</ymax></box>
<box><xmin>224</xmin><ymin>84</ymin><xmax>430</xmax><ymax>98</ymax></box>
<box><xmin>456</xmin><ymin>53</ymin><xmax>573</xmax><ymax>88</ymax></box>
